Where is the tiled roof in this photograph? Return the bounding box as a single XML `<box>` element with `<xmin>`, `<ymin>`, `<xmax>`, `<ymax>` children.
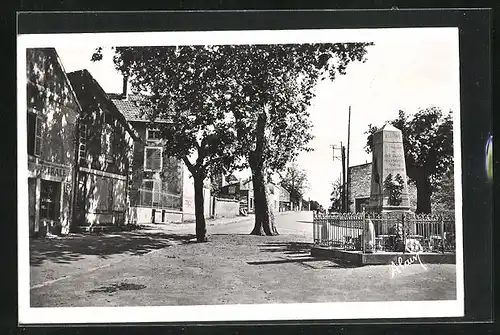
<box><xmin>67</xmin><ymin>70</ymin><xmax>140</xmax><ymax>141</ymax></box>
<box><xmin>108</xmin><ymin>93</ymin><xmax>148</xmax><ymax>122</ymax></box>
<box><xmin>108</xmin><ymin>93</ymin><xmax>172</xmax><ymax>123</ymax></box>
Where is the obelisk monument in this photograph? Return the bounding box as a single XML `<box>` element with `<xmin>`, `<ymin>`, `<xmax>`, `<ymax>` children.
<box><xmin>368</xmin><ymin>124</ymin><xmax>411</xmax><ymax>213</ymax></box>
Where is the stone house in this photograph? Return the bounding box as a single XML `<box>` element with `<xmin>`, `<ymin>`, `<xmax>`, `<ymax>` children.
<box><xmin>109</xmin><ymin>79</ymin><xmax>211</xmax><ymax>223</ymax></box>
<box><xmin>219</xmin><ymin>178</ymin><xmax>283</xmax><ymax>215</ymax></box>
<box><xmin>277</xmin><ymin>184</ymin><xmax>291</xmax><ymax>212</ymax></box>
<box><xmin>347</xmin><ymin>162</ymin><xmax>418</xmax><ymax>213</ymax></box>
<box><xmin>67</xmin><ymin>70</ymin><xmax>138</xmax><ymax>231</ymax></box>
<box><xmin>26</xmin><ymin>48</ymin><xmax>82</xmax><ymax>236</ymax></box>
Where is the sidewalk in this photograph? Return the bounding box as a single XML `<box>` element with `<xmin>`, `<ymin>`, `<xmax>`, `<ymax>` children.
<box><xmin>139</xmin><ymin>211</ymin><xmax>296</xmax><ymax>233</ymax></box>
<box><xmin>29</xmin><ymin>211</ymin><xmax>298</xmax><ymax>288</ymax></box>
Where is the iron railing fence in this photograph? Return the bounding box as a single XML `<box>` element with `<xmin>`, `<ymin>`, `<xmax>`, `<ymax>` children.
<box><xmin>138</xmin><ymin>188</ymin><xmax>182</xmax><ymax>211</ymax></box>
<box><xmin>313</xmin><ymin>212</ymin><xmax>455</xmax><ymax>253</ymax></box>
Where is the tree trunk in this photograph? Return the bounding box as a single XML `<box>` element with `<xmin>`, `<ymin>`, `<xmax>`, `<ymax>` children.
<box><xmin>249</xmin><ymin>163</ymin><xmax>279</xmax><ymax>236</ymax></box>
<box><xmin>415</xmin><ymin>174</ymin><xmax>432</xmax><ymax>214</ymax></box>
<box><xmin>193</xmin><ymin>174</ymin><xmax>207</xmax><ymax>242</ymax></box>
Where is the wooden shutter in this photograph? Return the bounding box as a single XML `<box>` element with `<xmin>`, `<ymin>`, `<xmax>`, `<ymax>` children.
<box><xmin>27</xmin><ymin>113</ymin><xmax>35</xmax><ymax>155</ymax></box>
<box><xmin>34</xmin><ymin>116</ymin><xmax>43</xmax><ymax>156</ymax></box>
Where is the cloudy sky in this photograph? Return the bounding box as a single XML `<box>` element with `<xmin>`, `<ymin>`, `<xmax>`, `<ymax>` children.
<box><xmin>52</xmin><ymin>28</ymin><xmax>460</xmax><ymax>208</ymax></box>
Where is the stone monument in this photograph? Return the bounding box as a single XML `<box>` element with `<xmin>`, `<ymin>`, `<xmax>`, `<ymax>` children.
<box><xmin>368</xmin><ymin>124</ymin><xmax>411</xmax><ymax>213</ymax></box>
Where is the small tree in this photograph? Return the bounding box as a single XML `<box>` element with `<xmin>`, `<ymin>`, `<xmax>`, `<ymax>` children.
<box><xmin>280</xmin><ymin>163</ymin><xmax>309</xmax><ymax>210</ymax></box>
<box><xmin>383</xmin><ymin>173</ymin><xmax>404</xmax><ymax>206</ymax></box>
<box><xmin>329</xmin><ymin>178</ymin><xmax>342</xmax><ymax>212</ymax></box>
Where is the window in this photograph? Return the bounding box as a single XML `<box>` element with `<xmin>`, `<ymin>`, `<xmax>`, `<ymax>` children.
<box><xmin>101</xmin><ymin>124</ymin><xmax>114</xmax><ymax>163</ymax></box>
<box><xmin>27</xmin><ymin>112</ymin><xmax>42</xmax><ymax>157</ymax></box>
<box><xmin>142</xmin><ymin>179</ymin><xmax>161</xmax><ymax>206</ymax></box>
<box><xmin>146</xmin><ymin>128</ymin><xmax>161</xmax><ymax>141</ymax></box>
<box><xmin>39</xmin><ymin>180</ymin><xmax>60</xmax><ymax>221</ymax></box>
<box><xmin>250</xmin><ymin>197</ymin><xmax>254</xmax><ymax>209</ymax></box>
<box><xmin>144</xmin><ymin>147</ymin><xmax>163</xmax><ymax>171</ymax></box>
<box><xmin>102</xmin><ymin>112</ymin><xmax>114</xmax><ymax>125</ymax></box>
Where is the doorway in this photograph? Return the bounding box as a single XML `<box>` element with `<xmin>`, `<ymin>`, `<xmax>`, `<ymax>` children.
<box><xmin>28</xmin><ymin>178</ymin><xmax>36</xmax><ymax>235</ymax></box>
<box><xmin>39</xmin><ymin>180</ymin><xmax>61</xmax><ymax>221</ymax></box>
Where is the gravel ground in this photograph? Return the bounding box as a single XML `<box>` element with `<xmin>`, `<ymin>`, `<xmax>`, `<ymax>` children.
<box><xmin>30</xmin><ymin>227</ymin><xmax>456</xmax><ymax>307</ymax></box>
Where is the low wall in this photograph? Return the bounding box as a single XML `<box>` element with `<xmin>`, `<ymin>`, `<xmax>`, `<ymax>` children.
<box><xmin>129</xmin><ymin>207</ymin><xmax>183</xmax><ymax>224</ymax></box>
<box><xmin>214</xmin><ymin>198</ymin><xmax>239</xmax><ymax>218</ymax></box>
<box><xmin>311</xmin><ymin>247</ymin><xmax>456</xmax><ymax>266</ymax></box>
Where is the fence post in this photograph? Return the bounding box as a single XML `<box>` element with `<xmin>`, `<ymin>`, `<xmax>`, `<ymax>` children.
<box><xmin>313</xmin><ymin>214</ymin><xmax>316</xmax><ymax>244</ymax></box>
<box><xmin>440</xmin><ymin>216</ymin><xmax>445</xmax><ymax>254</ymax></box>
<box><xmin>362</xmin><ymin>215</ymin><xmax>366</xmax><ymax>254</ymax></box>
<box><xmin>402</xmin><ymin>213</ymin><xmax>405</xmax><ymax>254</ymax></box>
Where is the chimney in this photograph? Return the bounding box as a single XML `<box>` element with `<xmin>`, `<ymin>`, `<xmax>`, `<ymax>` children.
<box><xmin>122</xmin><ymin>75</ymin><xmax>129</xmax><ymax>100</ymax></box>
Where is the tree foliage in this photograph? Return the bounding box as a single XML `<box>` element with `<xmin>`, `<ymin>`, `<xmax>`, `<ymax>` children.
<box><xmin>218</xmin><ymin>43</ymin><xmax>373</xmax><ymax>235</ymax></box>
<box><xmin>279</xmin><ymin>163</ymin><xmax>309</xmax><ymax>208</ymax></box>
<box><xmin>309</xmin><ymin>200</ymin><xmax>324</xmax><ymax>212</ymax></box>
<box><xmin>93</xmin><ymin>42</ymin><xmax>374</xmax><ymax>237</ymax></box>
<box><xmin>365</xmin><ymin>107</ymin><xmax>454</xmax><ymax>213</ymax></box>
<box><xmin>329</xmin><ymin>178</ymin><xmax>342</xmax><ymax>212</ymax></box>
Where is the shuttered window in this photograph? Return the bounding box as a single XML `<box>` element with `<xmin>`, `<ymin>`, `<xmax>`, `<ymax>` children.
<box><xmin>144</xmin><ymin>147</ymin><xmax>163</xmax><ymax>172</ymax></box>
<box><xmin>27</xmin><ymin>112</ymin><xmax>43</xmax><ymax>157</ymax></box>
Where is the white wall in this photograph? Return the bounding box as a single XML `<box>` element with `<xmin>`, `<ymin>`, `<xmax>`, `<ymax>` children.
<box><xmin>182</xmin><ymin>163</ymin><xmax>211</xmax><ymax>221</ymax></box>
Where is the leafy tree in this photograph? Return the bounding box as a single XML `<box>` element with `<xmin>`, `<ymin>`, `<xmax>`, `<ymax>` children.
<box><xmin>93</xmin><ymin>46</ymin><xmax>241</xmax><ymax>242</ymax></box>
<box><xmin>431</xmin><ymin>168</ymin><xmax>455</xmax><ymax>213</ymax></box>
<box><xmin>329</xmin><ymin>178</ymin><xmax>342</xmax><ymax>212</ymax></box>
<box><xmin>365</xmin><ymin>107</ymin><xmax>454</xmax><ymax>213</ymax></box>
<box><xmin>279</xmin><ymin>163</ymin><xmax>309</xmax><ymax>210</ymax></box>
<box><xmin>219</xmin><ymin>43</ymin><xmax>373</xmax><ymax>235</ymax></box>
<box><xmin>94</xmin><ymin>42</ymin><xmax>373</xmax><ymax>237</ymax></box>
<box><xmin>383</xmin><ymin>173</ymin><xmax>404</xmax><ymax>206</ymax></box>
<box><xmin>309</xmin><ymin>200</ymin><xmax>323</xmax><ymax>212</ymax></box>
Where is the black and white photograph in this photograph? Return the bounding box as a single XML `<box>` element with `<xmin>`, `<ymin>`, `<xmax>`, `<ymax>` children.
<box><xmin>18</xmin><ymin>26</ymin><xmax>464</xmax><ymax>324</ymax></box>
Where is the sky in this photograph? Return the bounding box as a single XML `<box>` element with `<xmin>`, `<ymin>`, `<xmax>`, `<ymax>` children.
<box><xmin>54</xmin><ymin>28</ymin><xmax>460</xmax><ymax>209</ymax></box>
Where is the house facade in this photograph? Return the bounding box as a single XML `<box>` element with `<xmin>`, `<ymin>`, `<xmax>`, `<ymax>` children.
<box><xmin>277</xmin><ymin>184</ymin><xmax>291</xmax><ymax>212</ymax></box>
<box><xmin>26</xmin><ymin>48</ymin><xmax>81</xmax><ymax>236</ymax></box>
<box><xmin>67</xmin><ymin>70</ymin><xmax>138</xmax><ymax>231</ymax></box>
<box><xmin>109</xmin><ymin>81</ymin><xmax>211</xmax><ymax>224</ymax></box>
<box><xmin>219</xmin><ymin>178</ymin><xmax>286</xmax><ymax>215</ymax></box>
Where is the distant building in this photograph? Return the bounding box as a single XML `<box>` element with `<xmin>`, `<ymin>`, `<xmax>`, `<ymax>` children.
<box><xmin>26</xmin><ymin>48</ymin><xmax>82</xmax><ymax>236</ymax></box>
<box><xmin>220</xmin><ymin>179</ymin><xmax>254</xmax><ymax>215</ymax></box>
<box><xmin>277</xmin><ymin>184</ymin><xmax>291</xmax><ymax>212</ymax></box>
<box><xmin>219</xmin><ymin>178</ymin><xmax>288</xmax><ymax>215</ymax></box>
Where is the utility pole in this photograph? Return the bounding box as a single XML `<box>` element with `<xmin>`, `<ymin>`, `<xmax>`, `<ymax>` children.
<box><xmin>341</xmin><ymin>143</ymin><xmax>346</xmax><ymax>213</ymax></box>
<box><xmin>346</xmin><ymin>105</ymin><xmax>351</xmax><ymax>213</ymax></box>
<box><xmin>331</xmin><ymin>143</ymin><xmax>344</xmax><ymax>212</ymax></box>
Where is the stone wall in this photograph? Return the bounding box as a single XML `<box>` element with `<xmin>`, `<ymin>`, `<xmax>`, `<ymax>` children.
<box><xmin>348</xmin><ymin>162</ymin><xmax>417</xmax><ymax>213</ymax></box>
<box><xmin>348</xmin><ymin>163</ymin><xmax>372</xmax><ymax>213</ymax></box>
<box><xmin>214</xmin><ymin>198</ymin><xmax>239</xmax><ymax>218</ymax></box>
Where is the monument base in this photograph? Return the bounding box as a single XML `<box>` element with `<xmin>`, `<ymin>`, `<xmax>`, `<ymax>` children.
<box><xmin>380</xmin><ymin>206</ymin><xmax>412</xmax><ymax>214</ymax></box>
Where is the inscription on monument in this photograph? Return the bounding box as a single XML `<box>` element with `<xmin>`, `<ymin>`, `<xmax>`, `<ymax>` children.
<box><xmin>383</xmin><ymin>131</ymin><xmax>402</xmax><ymax>142</ymax></box>
<box><xmin>369</xmin><ymin>124</ymin><xmax>410</xmax><ymax>212</ymax></box>
<box><xmin>383</xmin><ymin>142</ymin><xmax>406</xmax><ymax>176</ymax></box>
